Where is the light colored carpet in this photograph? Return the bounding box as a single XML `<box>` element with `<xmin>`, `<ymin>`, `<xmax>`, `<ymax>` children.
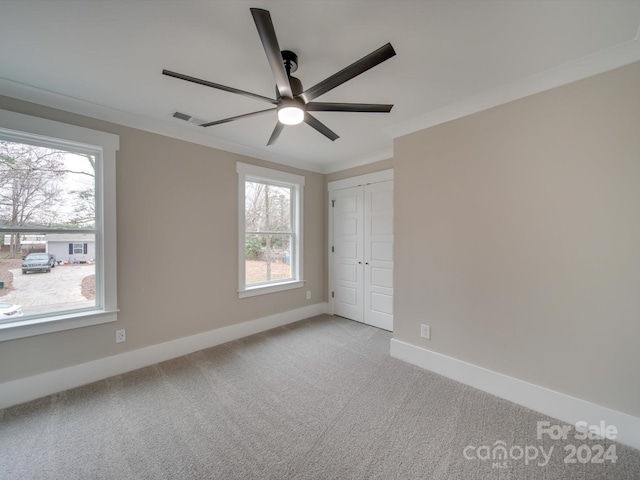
<box><xmin>1</xmin><ymin>314</ymin><xmax>639</xmax><ymax>479</ymax></box>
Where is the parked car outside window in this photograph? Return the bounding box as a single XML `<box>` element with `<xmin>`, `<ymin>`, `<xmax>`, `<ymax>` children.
<box><xmin>22</xmin><ymin>253</ymin><xmax>56</xmax><ymax>274</ymax></box>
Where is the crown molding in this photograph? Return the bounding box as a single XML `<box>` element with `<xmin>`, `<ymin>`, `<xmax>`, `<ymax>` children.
<box><xmin>0</xmin><ymin>77</ymin><xmax>326</xmax><ymax>173</ymax></box>
<box><xmin>321</xmin><ymin>146</ymin><xmax>393</xmax><ymax>174</ymax></box>
<box><xmin>2</xmin><ymin>36</ymin><xmax>638</xmax><ymax>175</ymax></box>
<box><xmin>386</xmin><ymin>38</ymin><xmax>640</xmax><ymax>139</ymax></box>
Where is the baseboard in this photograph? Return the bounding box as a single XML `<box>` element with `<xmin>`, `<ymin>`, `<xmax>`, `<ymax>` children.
<box><xmin>0</xmin><ymin>302</ymin><xmax>329</xmax><ymax>410</ymax></box>
<box><xmin>390</xmin><ymin>338</ymin><xmax>640</xmax><ymax>450</ymax></box>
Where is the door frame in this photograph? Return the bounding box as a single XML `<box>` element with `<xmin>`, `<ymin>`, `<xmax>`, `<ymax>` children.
<box><xmin>328</xmin><ymin>169</ymin><xmax>394</xmax><ymax>316</ymax></box>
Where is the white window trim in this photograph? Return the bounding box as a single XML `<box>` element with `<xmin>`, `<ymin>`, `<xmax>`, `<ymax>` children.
<box><xmin>0</xmin><ymin>109</ymin><xmax>118</xmax><ymax>341</ymax></box>
<box><xmin>237</xmin><ymin>162</ymin><xmax>304</xmax><ymax>298</ymax></box>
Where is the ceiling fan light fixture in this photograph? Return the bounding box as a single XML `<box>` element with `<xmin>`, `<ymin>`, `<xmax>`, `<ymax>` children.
<box><xmin>278</xmin><ymin>104</ymin><xmax>304</xmax><ymax>125</ymax></box>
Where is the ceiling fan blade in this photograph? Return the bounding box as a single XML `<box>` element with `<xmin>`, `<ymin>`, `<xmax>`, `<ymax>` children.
<box><xmin>304</xmin><ymin>113</ymin><xmax>339</xmax><ymax>141</ymax></box>
<box><xmin>250</xmin><ymin>8</ymin><xmax>293</xmax><ymax>99</ymax></box>
<box><xmin>199</xmin><ymin>108</ymin><xmax>275</xmax><ymax>127</ymax></box>
<box><xmin>306</xmin><ymin>102</ymin><xmax>393</xmax><ymax>113</ymax></box>
<box><xmin>163</xmin><ymin>70</ymin><xmax>276</xmax><ymax>104</ymax></box>
<box><xmin>300</xmin><ymin>43</ymin><xmax>396</xmax><ymax>103</ymax></box>
<box><xmin>267</xmin><ymin>122</ymin><xmax>285</xmax><ymax>146</ymax></box>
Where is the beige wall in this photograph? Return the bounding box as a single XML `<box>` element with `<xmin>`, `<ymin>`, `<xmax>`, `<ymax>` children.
<box><xmin>0</xmin><ymin>96</ymin><xmax>326</xmax><ymax>383</ymax></box>
<box><xmin>3</xmin><ymin>59</ymin><xmax>639</xmax><ymax>420</ymax></box>
<box><xmin>394</xmin><ymin>62</ymin><xmax>640</xmax><ymax>417</ymax></box>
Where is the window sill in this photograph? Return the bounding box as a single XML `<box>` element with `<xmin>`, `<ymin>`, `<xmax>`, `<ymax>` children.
<box><xmin>239</xmin><ymin>280</ymin><xmax>304</xmax><ymax>298</ymax></box>
<box><xmin>0</xmin><ymin>309</ymin><xmax>119</xmax><ymax>342</ymax></box>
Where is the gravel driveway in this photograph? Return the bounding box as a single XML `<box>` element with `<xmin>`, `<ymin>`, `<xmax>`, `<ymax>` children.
<box><xmin>3</xmin><ymin>264</ymin><xmax>95</xmax><ymax>315</ymax></box>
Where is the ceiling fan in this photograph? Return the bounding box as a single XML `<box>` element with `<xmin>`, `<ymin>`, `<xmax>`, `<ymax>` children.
<box><xmin>163</xmin><ymin>7</ymin><xmax>396</xmax><ymax>145</ymax></box>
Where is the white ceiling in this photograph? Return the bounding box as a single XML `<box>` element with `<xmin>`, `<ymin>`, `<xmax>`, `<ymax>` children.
<box><xmin>1</xmin><ymin>1</ymin><xmax>639</xmax><ymax>173</ymax></box>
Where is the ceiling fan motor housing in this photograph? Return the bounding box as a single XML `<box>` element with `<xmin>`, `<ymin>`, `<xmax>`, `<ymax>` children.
<box><xmin>281</xmin><ymin>50</ymin><xmax>298</xmax><ymax>73</ymax></box>
<box><xmin>277</xmin><ymin>75</ymin><xmax>303</xmax><ymax>98</ymax></box>
<box><xmin>276</xmin><ymin>50</ymin><xmax>303</xmax><ymax>98</ymax></box>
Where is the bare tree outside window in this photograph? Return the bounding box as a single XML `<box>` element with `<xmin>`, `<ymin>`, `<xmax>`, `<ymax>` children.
<box><xmin>244</xmin><ymin>180</ymin><xmax>292</xmax><ymax>284</ymax></box>
<box><xmin>0</xmin><ymin>142</ymin><xmax>95</xmax><ymax>238</ymax></box>
<box><xmin>67</xmin><ymin>154</ymin><xmax>96</xmax><ymax>228</ymax></box>
<box><xmin>0</xmin><ymin>142</ymin><xmax>66</xmax><ymax>255</ymax></box>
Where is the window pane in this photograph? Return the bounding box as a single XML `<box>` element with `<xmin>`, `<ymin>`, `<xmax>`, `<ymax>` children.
<box><xmin>0</xmin><ymin>232</ymin><xmax>96</xmax><ymax>319</ymax></box>
<box><xmin>0</xmin><ymin>138</ymin><xmax>98</xmax><ymax>320</ymax></box>
<box><xmin>0</xmin><ymin>140</ymin><xmax>95</xmax><ymax>229</ymax></box>
<box><xmin>266</xmin><ymin>186</ymin><xmax>291</xmax><ymax>232</ymax></box>
<box><xmin>238</xmin><ymin>162</ymin><xmax>304</xmax><ymax>297</ymax></box>
<box><xmin>245</xmin><ymin>181</ymin><xmax>291</xmax><ymax>233</ymax></box>
<box><xmin>245</xmin><ymin>233</ymin><xmax>292</xmax><ymax>285</ymax></box>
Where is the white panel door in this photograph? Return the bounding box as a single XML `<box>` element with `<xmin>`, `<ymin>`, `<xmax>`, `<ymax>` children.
<box><xmin>332</xmin><ymin>186</ymin><xmax>364</xmax><ymax>322</ymax></box>
<box><xmin>331</xmin><ymin>180</ymin><xmax>393</xmax><ymax>331</ymax></box>
<box><xmin>364</xmin><ymin>181</ymin><xmax>394</xmax><ymax>331</ymax></box>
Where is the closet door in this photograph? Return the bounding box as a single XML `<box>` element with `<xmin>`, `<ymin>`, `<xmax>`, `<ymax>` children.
<box><xmin>331</xmin><ymin>180</ymin><xmax>394</xmax><ymax>331</ymax></box>
<box><xmin>363</xmin><ymin>181</ymin><xmax>394</xmax><ymax>331</ymax></box>
<box><xmin>332</xmin><ymin>186</ymin><xmax>364</xmax><ymax>322</ymax></box>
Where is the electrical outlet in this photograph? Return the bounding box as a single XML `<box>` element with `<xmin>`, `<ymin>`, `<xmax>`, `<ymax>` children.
<box><xmin>420</xmin><ymin>324</ymin><xmax>431</xmax><ymax>340</ymax></box>
<box><xmin>116</xmin><ymin>329</ymin><xmax>126</xmax><ymax>343</ymax></box>
<box><xmin>306</xmin><ymin>290</ymin><xmax>312</xmax><ymax>300</ymax></box>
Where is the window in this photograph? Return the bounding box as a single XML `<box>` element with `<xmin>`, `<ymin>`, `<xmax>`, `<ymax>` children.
<box><xmin>0</xmin><ymin>109</ymin><xmax>118</xmax><ymax>341</ymax></box>
<box><xmin>237</xmin><ymin>162</ymin><xmax>304</xmax><ymax>297</ymax></box>
<box><xmin>71</xmin><ymin>243</ymin><xmax>88</xmax><ymax>255</ymax></box>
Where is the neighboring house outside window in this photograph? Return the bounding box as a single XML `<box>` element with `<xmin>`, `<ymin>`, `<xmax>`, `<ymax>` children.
<box><xmin>236</xmin><ymin>162</ymin><xmax>304</xmax><ymax>298</ymax></box>
<box><xmin>0</xmin><ymin>109</ymin><xmax>118</xmax><ymax>341</ymax></box>
<box><xmin>72</xmin><ymin>243</ymin><xmax>87</xmax><ymax>255</ymax></box>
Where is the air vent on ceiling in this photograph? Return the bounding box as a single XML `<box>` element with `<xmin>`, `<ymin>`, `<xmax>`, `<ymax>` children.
<box><xmin>173</xmin><ymin>111</ymin><xmax>192</xmax><ymax>121</ymax></box>
<box><xmin>172</xmin><ymin>111</ymin><xmax>207</xmax><ymax>126</ymax></box>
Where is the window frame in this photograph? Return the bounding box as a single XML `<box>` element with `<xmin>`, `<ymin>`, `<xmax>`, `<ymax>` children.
<box><xmin>237</xmin><ymin>162</ymin><xmax>304</xmax><ymax>298</ymax></box>
<box><xmin>0</xmin><ymin>109</ymin><xmax>118</xmax><ymax>341</ymax></box>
